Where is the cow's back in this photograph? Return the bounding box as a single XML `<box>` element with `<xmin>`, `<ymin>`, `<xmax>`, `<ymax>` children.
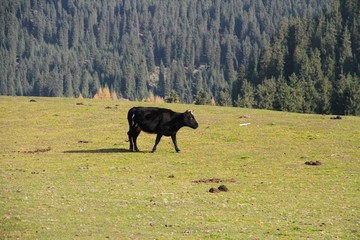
<box><xmin>131</xmin><ymin>107</ymin><xmax>173</xmax><ymax>134</ymax></box>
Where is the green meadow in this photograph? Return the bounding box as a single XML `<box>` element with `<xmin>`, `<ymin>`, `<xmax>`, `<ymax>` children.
<box><xmin>0</xmin><ymin>96</ymin><xmax>359</xmax><ymax>239</ymax></box>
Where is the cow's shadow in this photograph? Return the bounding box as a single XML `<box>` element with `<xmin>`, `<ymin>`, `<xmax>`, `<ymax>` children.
<box><xmin>64</xmin><ymin>148</ymin><xmax>131</xmax><ymax>154</ymax></box>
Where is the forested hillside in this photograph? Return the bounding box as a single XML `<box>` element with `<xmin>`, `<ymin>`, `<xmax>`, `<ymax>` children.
<box><xmin>1</xmin><ymin>0</ymin><xmax>359</xmax><ymax>115</ymax></box>
<box><xmin>249</xmin><ymin>0</ymin><xmax>360</xmax><ymax>115</ymax></box>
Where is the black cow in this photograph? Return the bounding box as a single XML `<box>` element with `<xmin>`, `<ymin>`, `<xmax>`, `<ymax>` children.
<box><xmin>127</xmin><ymin>107</ymin><xmax>198</xmax><ymax>152</ymax></box>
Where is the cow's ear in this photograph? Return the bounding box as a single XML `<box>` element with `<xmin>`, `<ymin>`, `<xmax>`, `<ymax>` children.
<box><xmin>186</xmin><ymin>110</ymin><xmax>194</xmax><ymax>116</ymax></box>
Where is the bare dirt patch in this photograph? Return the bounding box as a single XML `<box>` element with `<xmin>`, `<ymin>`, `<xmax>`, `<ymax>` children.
<box><xmin>305</xmin><ymin>161</ymin><xmax>322</xmax><ymax>166</ymax></box>
<box><xmin>192</xmin><ymin>178</ymin><xmax>236</xmax><ymax>183</ymax></box>
<box><xmin>17</xmin><ymin>147</ymin><xmax>51</xmax><ymax>154</ymax></box>
<box><xmin>105</xmin><ymin>106</ymin><xmax>119</xmax><ymax>110</ymax></box>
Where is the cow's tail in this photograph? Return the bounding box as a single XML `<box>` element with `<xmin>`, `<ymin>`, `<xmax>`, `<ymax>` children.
<box><xmin>127</xmin><ymin>107</ymin><xmax>138</xmax><ymax>128</ymax></box>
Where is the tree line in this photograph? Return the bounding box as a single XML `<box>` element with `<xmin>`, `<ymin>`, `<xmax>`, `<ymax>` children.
<box><xmin>1</xmin><ymin>0</ymin><xmax>359</xmax><ymax>115</ymax></box>
<box><xmin>242</xmin><ymin>0</ymin><xmax>360</xmax><ymax>115</ymax></box>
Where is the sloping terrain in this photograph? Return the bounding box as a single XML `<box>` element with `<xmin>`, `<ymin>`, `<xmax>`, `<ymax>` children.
<box><xmin>0</xmin><ymin>97</ymin><xmax>359</xmax><ymax>239</ymax></box>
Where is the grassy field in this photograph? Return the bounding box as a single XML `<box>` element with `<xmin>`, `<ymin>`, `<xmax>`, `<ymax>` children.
<box><xmin>0</xmin><ymin>96</ymin><xmax>359</xmax><ymax>239</ymax></box>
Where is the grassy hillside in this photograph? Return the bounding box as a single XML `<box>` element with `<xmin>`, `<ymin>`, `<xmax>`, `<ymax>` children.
<box><xmin>0</xmin><ymin>96</ymin><xmax>359</xmax><ymax>239</ymax></box>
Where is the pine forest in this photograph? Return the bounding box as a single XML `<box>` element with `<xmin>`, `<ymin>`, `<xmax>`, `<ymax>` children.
<box><xmin>1</xmin><ymin>0</ymin><xmax>359</xmax><ymax>115</ymax></box>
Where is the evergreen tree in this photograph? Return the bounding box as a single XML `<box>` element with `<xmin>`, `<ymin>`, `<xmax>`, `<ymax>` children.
<box><xmin>332</xmin><ymin>74</ymin><xmax>360</xmax><ymax>115</ymax></box>
<box><xmin>218</xmin><ymin>88</ymin><xmax>232</xmax><ymax>107</ymax></box>
<box><xmin>317</xmin><ymin>76</ymin><xmax>332</xmax><ymax>114</ymax></box>
<box><xmin>80</xmin><ymin>69</ymin><xmax>91</xmax><ymax>98</ymax></box>
<box><xmin>301</xmin><ymin>78</ymin><xmax>319</xmax><ymax>113</ymax></box>
<box><xmin>58</xmin><ymin>21</ymin><xmax>69</xmax><ymax>49</ymax></box>
<box><xmin>257</xmin><ymin>40</ymin><xmax>272</xmax><ymax>80</ymax></box>
<box><xmin>224</xmin><ymin>39</ymin><xmax>237</xmax><ymax>87</ymax></box>
<box><xmin>166</xmin><ymin>90</ymin><xmax>180</xmax><ymax>103</ymax></box>
<box><xmin>338</xmin><ymin>26</ymin><xmax>353</xmax><ymax>75</ymax></box>
<box><xmin>15</xmin><ymin>60</ymin><xmax>30</xmax><ymax>95</ymax></box>
<box><xmin>144</xmin><ymin>31</ymin><xmax>156</xmax><ymax>72</ymax></box>
<box><xmin>194</xmin><ymin>90</ymin><xmax>210</xmax><ymax>105</ymax></box>
<box><xmin>0</xmin><ymin>50</ymin><xmax>9</xmax><ymax>95</ymax></box>
<box><xmin>275</xmin><ymin>75</ymin><xmax>291</xmax><ymax>111</ymax></box>
<box><xmin>63</xmin><ymin>69</ymin><xmax>73</xmax><ymax>97</ymax></box>
<box><xmin>270</xmin><ymin>22</ymin><xmax>288</xmax><ymax>78</ymax></box>
<box><xmin>345</xmin><ymin>75</ymin><xmax>360</xmax><ymax>115</ymax></box>
<box><xmin>123</xmin><ymin>62</ymin><xmax>136</xmax><ymax>100</ymax></box>
<box><xmin>157</xmin><ymin>60</ymin><xmax>167</xmax><ymax>97</ymax></box>
<box><xmin>49</xmin><ymin>66</ymin><xmax>63</xmax><ymax>97</ymax></box>
<box><xmin>71</xmin><ymin>66</ymin><xmax>81</xmax><ymax>98</ymax></box>
<box><xmin>235</xmin><ymin>80</ymin><xmax>254</xmax><ymax>108</ymax></box>
<box><xmin>255</xmin><ymin>78</ymin><xmax>276</xmax><ymax>110</ymax></box>
<box><xmin>172</xmin><ymin>60</ymin><xmax>188</xmax><ymax>101</ymax></box>
<box><xmin>136</xmin><ymin>57</ymin><xmax>149</xmax><ymax>100</ymax></box>
<box><xmin>90</xmin><ymin>72</ymin><xmax>101</xmax><ymax>97</ymax></box>
<box><xmin>232</xmin><ymin>64</ymin><xmax>246</xmax><ymax>102</ymax></box>
<box><xmin>288</xmin><ymin>73</ymin><xmax>303</xmax><ymax>112</ymax></box>
<box><xmin>69</xmin><ymin>14</ymin><xmax>80</xmax><ymax>49</ymax></box>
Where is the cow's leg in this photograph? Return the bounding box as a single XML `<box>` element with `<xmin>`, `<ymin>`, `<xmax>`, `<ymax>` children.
<box><xmin>132</xmin><ymin>129</ymin><xmax>141</xmax><ymax>152</ymax></box>
<box><xmin>151</xmin><ymin>134</ymin><xmax>163</xmax><ymax>153</ymax></box>
<box><xmin>128</xmin><ymin>127</ymin><xmax>141</xmax><ymax>152</ymax></box>
<box><xmin>127</xmin><ymin>130</ymin><xmax>134</xmax><ymax>151</ymax></box>
<box><xmin>171</xmin><ymin>134</ymin><xmax>180</xmax><ymax>152</ymax></box>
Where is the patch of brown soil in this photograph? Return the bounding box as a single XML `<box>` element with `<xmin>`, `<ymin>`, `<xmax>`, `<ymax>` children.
<box><xmin>192</xmin><ymin>178</ymin><xmax>236</xmax><ymax>184</ymax></box>
<box><xmin>17</xmin><ymin>147</ymin><xmax>51</xmax><ymax>154</ymax></box>
<box><xmin>305</xmin><ymin>161</ymin><xmax>322</xmax><ymax>166</ymax></box>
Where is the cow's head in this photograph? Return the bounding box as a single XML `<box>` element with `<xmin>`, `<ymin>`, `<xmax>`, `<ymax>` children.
<box><xmin>184</xmin><ymin>110</ymin><xmax>198</xmax><ymax>129</ymax></box>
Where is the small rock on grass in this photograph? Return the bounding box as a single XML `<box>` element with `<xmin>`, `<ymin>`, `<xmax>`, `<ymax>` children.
<box><xmin>305</xmin><ymin>161</ymin><xmax>322</xmax><ymax>166</ymax></box>
<box><xmin>218</xmin><ymin>185</ymin><xmax>229</xmax><ymax>192</ymax></box>
<box><xmin>209</xmin><ymin>187</ymin><xmax>221</xmax><ymax>193</ymax></box>
<box><xmin>209</xmin><ymin>185</ymin><xmax>229</xmax><ymax>193</ymax></box>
